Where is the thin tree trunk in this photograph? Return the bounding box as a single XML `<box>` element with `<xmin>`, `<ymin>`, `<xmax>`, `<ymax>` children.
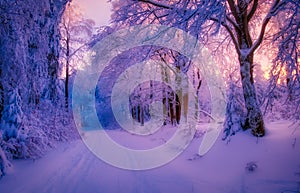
<box><xmin>65</xmin><ymin>37</ymin><xmax>70</xmax><ymax>110</ymax></box>
<box><xmin>0</xmin><ymin>82</ymin><xmax>3</xmax><ymax>121</ymax></box>
<box><xmin>161</xmin><ymin>59</ymin><xmax>170</xmax><ymax>124</ymax></box>
<box><xmin>65</xmin><ymin>59</ymin><xmax>69</xmax><ymax>110</ymax></box>
<box><xmin>0</xmin><ymin>67</ymin><xmax>3</xmax><ymax>120</ymax></box>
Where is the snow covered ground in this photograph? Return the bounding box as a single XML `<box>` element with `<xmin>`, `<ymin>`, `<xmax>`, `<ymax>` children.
<box><xmin>0</xmin><ymin>121</ymin><xmax>299</xmax><ymax>193</ymax></box>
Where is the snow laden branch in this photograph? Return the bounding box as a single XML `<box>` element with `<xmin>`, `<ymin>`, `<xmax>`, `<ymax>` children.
<box><xmin>249</xmin><ymin>0</ymin><xmax>285</xmax><ymax>55</ymax></box>
<box><xmin>111</xmin><ymin>0</ymin><xmax>300</xmax><ymax>136</ymax></box>
<box><xmin>209</xmin><ymin>17</ymin><xmax>241</xmax><ymax>56</ymax></box>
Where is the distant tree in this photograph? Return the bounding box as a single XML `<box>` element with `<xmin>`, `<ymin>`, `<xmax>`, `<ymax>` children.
<box><xmin>60</xmin><ymin>2</ymin><xmax>95</xmax><ymax>110</ymax></box>
<box><xmin>111</xmin><ymin>0</ymin><xmax>300</xmax><ymax>137</ymax></box>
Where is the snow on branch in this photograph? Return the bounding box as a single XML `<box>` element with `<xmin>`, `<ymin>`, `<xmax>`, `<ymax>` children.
<box><xmin>249</xmin><ymin>0</ymin><xmax>282</xmax><ymax>54</ymax></box>
<box><xmin>209</xmin><ymin>16</ymin><xmax>241</xmax><ymax>56</ymax></box>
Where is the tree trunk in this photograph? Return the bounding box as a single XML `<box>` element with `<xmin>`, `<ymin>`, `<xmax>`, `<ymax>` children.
<box><xmin>239</xmin><ymin>56</ymin><xmax>265</xmax><ymax>137</ymax></box>
<box><xmin>231</xmin><ymin>0</ymin><xmax>266</xmax><ymax>137</ymax></box>
<box><xmin>65</xmin><ymin>59</ymin><xmax>69</xmax><ymax>110</ymax></box>
<box><xmin>0</xmin><ymin>70</ymin><xmax>3</xmax><ymax>121</ymax></box>
<box><xmin>65</xmin><ymin>36</ymin><xmax>70</xmax><ymax>110</ymax></box>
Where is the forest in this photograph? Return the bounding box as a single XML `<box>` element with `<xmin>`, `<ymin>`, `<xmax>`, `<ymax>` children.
<box><xmin>0</xmin><ymin>0</ymin><xmax>299</xmax><ymax>192</ymax></box>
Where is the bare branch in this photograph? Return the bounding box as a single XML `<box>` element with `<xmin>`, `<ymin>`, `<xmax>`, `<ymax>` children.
<box><xmin>137</xmin><ymin>0</ymin><xmax>171</xmax><ymax>9</ymax></box>
<box><xmin>69</xmin><ymin>43</ymin><xmax>88</xmax><ymax>58</ymax></box>
<box><xmin>226</xmin><ymin>15</ymin><xmax>239</xmax><ymax>30</ymax></box>
<box><xmin>227</xmin><ymin>0</ymin><xmax>240</xmax><ymax>21</ymax></box>
<box><xmin>249</xmin><ymin>0</ymin><xmax>281</xmax><ymax>54</ymax></box>
<box><xmin>210</xmin><ymin>17</ymin><xmax>241</xmax><ymax>56</ymax></box>
<box><xmin>247</xmin><ymin>0</ymin><xmax>258</xmax><ymax>21</ymax></box>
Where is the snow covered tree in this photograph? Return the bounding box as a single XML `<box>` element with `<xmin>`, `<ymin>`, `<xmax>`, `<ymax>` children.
<box><xmin>0</xmin><ymin>0</ymin><xmax>69</xmax><ymax>136</ymax></box>
<box><xmin>0</xmin><ymin>139</ymin><xmax>11</xmax><ymax>177</ymax></box>
<box><xmin>223</xmin><ymin>80</ymin><xmax>245</xmax><ymax>141</ymax></box>
<box><xmin>60</xmin><ymin>1</ymin><xmax>95</xmax><ymax>110</ymax></box>
<box><xmin>0</xmin><ymin>0</ymin><xmax>71</xmax><ymax>172</ymax></box>
<box><xmin>111</xmin><ymin>0</ymin><xmax>300</xmax><ymax>137</ymax></box>
<box><xmin>1</xmin><ymin>89</ymin><xmax>23</xmax><ymax>140</ymax></box>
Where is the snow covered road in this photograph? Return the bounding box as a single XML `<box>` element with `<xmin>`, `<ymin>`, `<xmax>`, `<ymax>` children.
<box><xmin>0</xmin><ymin>121</ymin><xmax>300</xmax><ymax>193</ymax></box>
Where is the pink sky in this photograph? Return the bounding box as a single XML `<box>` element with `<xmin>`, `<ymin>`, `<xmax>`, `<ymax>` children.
<box><xmin>76</xmin><ymin>0</ymin><xmax>112</xmax><ymax>26</ymax></box>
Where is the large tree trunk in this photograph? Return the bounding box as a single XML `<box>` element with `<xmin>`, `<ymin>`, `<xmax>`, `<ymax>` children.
<box><xmin>239</xmin><ymin>55</ymin><xmax>265</xmax><ymax>137</ymax></box>
<box><xmin>231</xmin><ymin>0</ymin><xmax>266</xmax><ymax>137</ymax></box>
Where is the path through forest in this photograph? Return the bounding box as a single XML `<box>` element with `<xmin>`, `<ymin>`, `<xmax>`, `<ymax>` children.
<box><xmin>0</xmin><ymin>121</ymin><xmax>300</xmax><ymax>193</ymax></box>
